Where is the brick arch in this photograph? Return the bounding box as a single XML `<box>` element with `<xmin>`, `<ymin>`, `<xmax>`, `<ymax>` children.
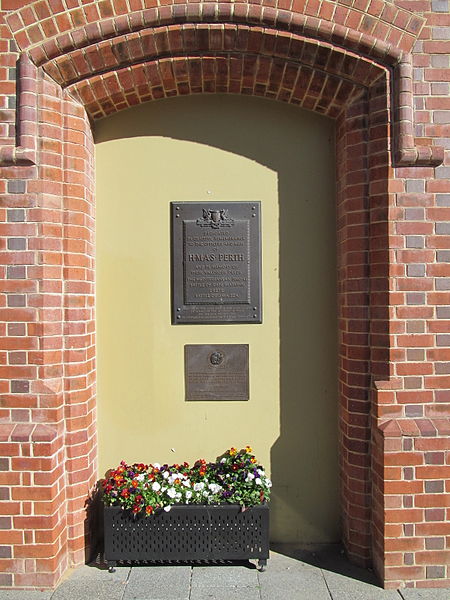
<box><xmin>68</xmin><ymin>54</ymin><xmax>364</xmax><ymax>120</ymax></box>
<box><xmin>5</xmin><ymin>1</ymin><xmax>442</xmax><ymax>167</ymax></box>
<box><xmin>57</xmin><ymin>23</ymin><xmax>386</xmax><ymax>121</ymax></box>
<box><xmin>50</xmin><ymin>25</ymin><xmax>386</xmax><ymax>90</ymax></box>
<box><xmin>7</xmin><ymin>0</ymin><xmax>424</xmax><ymax>68</ymax></box>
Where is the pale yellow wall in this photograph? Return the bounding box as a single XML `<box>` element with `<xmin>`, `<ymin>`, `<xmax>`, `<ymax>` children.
<box><xmin>95</xmin><ymin>94</ymin><xmax>338</xmax><ymax>544</ymax></box>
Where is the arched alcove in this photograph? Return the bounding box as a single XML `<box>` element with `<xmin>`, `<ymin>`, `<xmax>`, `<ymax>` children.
<box><xmin>94</xmin><ymin>93</ymin><xmax>339</xmax><ymax>544</ymax></box>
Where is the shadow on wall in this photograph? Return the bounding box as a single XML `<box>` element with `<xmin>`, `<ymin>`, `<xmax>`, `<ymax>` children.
<box><xmin>95</xmin><ymin>94</ymin><xmax>340</xmax><ymax>545</ymax></box>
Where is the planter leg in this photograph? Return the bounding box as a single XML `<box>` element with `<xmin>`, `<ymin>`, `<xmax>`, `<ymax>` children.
<box><xmin>258</xmin><ymin>559</ymin><xmax>267</xmax><ymax>572</ymax></box>
<box><xmin>107</xmin><ymin>561</ymin><xmax>117</xmax><ymax>573</ymax></box>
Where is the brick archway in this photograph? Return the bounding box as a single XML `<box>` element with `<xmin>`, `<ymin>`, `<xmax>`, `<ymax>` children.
<box><xmin>0</xmin><ymin>0</ymin><xmax>448</xmax><ymax>590</ymax></box>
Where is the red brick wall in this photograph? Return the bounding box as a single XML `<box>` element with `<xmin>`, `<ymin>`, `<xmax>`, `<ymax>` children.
<box><xmin>0</xmin><ymin>7</ymin><xmax>96</xmax><ymax>585</ymax></box>
<box><xmin>0</xmin><ymin>0</ymin><xmax>449</xmax><ymax>590</ymax></box>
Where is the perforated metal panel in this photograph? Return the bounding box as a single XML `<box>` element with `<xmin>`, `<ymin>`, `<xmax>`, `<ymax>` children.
<box><xmin>104</xmin><ymin>504</ymin><xmax>269</xmax><ymax>563</ymax></box>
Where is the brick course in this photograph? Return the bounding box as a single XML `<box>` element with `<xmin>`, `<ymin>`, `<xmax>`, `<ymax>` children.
<box><xmin>1</xmin><ymin>0</ymin><xmax>450</xmax><ymax>591</ymax></box>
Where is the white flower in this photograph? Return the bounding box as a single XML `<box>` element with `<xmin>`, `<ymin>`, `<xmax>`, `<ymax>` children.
<box><xmin>152</xmin><ymin>482</ymin><xmax>161</xmax><ymax>492</ymax></box>
<box><xmin>265</xmin><ymin>478</ymin><xmax>272</xmax><ymax>488</ymax></box>
<box><xmin>183</xmin><ymin>479</ymin><xmax>191</xmax><ymax>487</ymax></box>
<box><xmin>255</xmin><ymin>478</ymin><xmax>262</xmax><ymax>485</ymax></box>
<box><xmin>257</xmin><ymin>469</ymin><xmax>265</xmax><ymax>476</ymax></box>
<box><xmin>176</xmin><ymin>492</ymin><xmax>182</xmax><ymax>498</ymax></box>
<box><xmin>164</xmin><ymin>505</ymin><xmax>171</xmax><ymax>512</ymax></box>
<box><xmin>161</xmin><ymin>486</ymin><xmax>167</xmax><ymax>492</ymax></box>
<box><xmin>167</xmin><ymin>487</ymin><xmax>177</xmax><ymax>498</ymax></box>
<box><xmin>153</xmin><ymin>463</ymin><xmax>160</xmax><ymax>470</ymax></box>
<box><xmin>136</xmin><ymin>474</ymin><xmax>145</xmax><ymax>482</ymax></box>
<box><xmin>208</xmin><ymin>483</ymin><xmax>222</xmax><ymax>494</ymax></box>
<box><xmin>163</xmin><ymin>471</ymin><xmax>169</xmax><ymax>479</ymax></box>
<box><xmin>186</xmin><ymin>490</ymin><xmax>192</xmax><ymax>499</ymax></box>
<box><xmin>203</xmin><ymin>491</ymin><xmax>209</xmax><ymax>497</ymax></box>
<box><xmin>193</xmin><ymin>482</ymin><xmax>205</xmax><ymax>492</ymax></box>
<box><xmin>220</xmin><ymin>458</ymin><xmax>226</xmax><ymax>463</ymax></box>
<box><xmin>246</xmin><ymin>473</ymin><xmax>255</xmax><ymax>482</ymax></box>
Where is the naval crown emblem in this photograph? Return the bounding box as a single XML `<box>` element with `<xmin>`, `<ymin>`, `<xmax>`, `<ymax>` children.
<box><xmin>197</xmin><ymin>209</ymin><xmax>234</xmax><ymax>229</ymax></box>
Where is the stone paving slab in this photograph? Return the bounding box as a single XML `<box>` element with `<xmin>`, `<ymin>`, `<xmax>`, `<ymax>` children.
<box><xmin>1</xmin><ymin>551</ymin><xmax>450</xmax><ymax>599</ymax></box>
<box><xmin>64</xmin><ymin>565</ymin><xmax>131</xmax><ymax>582</ymax></box>
<box><xmin>51</xmin><ymin>564</ymin><xmax>130</xmax><ymax>600</ymax></box>
<box><xmin>259</xmin><ymin>570</ymin><xmax>332</xmax><ymax>600</ymax></box>
<box><xmin>322</xmin><ymin>570</ymin><xmax>401</xmax><ymax>600</ymax></box>
<box><xmin>189</xmin><ymin>564</ymin><xmax>261</xmax><ymax>600</ymax></box>
<box><xmin>257</xmin><ymin>550</ymin><xmax>332</xmax><ymax>600</ymax></box>
<box><xmin>189</xmin><ymin>564</ymin><xmax>258</xmax><ymax>588</ymax></box>
<box><xmin>273</xmin><ymin>545</ymin><xmax>403</xmax><ymax>600</ymax></box>
<box><xmin>191</xmin><ymin>586</ymin><xmax>262</xmax><ymax>600</ymax></box>
<box><xmin>123</xmin><ymin>565</ymin><xmax>191</xmax><ymax>600</ymax></box>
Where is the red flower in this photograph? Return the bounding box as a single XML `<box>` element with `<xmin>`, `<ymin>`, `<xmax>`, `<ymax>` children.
<box><xmin>146</xmin><ymin>506</ymin><xmax>154</xmax><ymax>515</ymax></box>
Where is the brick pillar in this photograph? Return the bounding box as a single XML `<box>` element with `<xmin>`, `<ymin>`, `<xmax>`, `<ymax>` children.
<box><xmin>61</xmin><ymin>92</ymin><xmax>96</xmax><ymax>566</ymax></box>
<box><xmin>0</xmin><ymin>60</ymin><xmax>69</xmax><ymax>587</ymax></box>
<box><xmin>0</xmin><ymin>43</ymin><xmax>96</xmax><ymax>585</ymax></box>
<box><xmin>336</xmin><ymin>94</ymin><xmax>372</xmax><ymax>566</ymax></box>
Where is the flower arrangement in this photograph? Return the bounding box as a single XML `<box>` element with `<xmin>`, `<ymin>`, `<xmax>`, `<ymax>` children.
<box><xmin>102</xmin><ymin>446</ymin><xmax>272</xmax><ymax>516</ymax></box>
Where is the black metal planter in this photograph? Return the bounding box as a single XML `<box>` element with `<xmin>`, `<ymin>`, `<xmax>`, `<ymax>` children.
<box><xmin>104</xmin><ymin>504</ymin><xmax>269</xmax><ymax>571</ymax></box>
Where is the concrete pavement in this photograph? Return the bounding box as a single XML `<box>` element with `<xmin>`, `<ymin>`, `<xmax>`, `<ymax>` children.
<box><xmin>1</xmin><ymin>547</ymin><xmax>449</xmax><ymax>600</ymax></box>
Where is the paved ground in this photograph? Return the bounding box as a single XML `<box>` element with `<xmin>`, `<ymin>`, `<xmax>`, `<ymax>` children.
<box><xmin>1</xmin><ymin>547</ymin><xmax>449</xmax><ymax>600</ymax></box>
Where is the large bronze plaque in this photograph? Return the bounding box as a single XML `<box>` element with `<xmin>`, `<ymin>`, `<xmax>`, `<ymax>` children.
<box><xmin>185</xmin><ymin>344</ymin><xmax>249</xmax><ymax>401</ymax></box>
<box><xmin>171</xmin><ymin>202</ymin><xmax>262</xmax><ymax>324</ymax></box>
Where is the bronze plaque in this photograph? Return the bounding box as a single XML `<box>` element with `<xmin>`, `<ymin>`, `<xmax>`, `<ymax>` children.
<box><xmin>185</xmin><ymin>344</ymin><xmax>249</xmax><ymax>401</ymax></box>
<box><xmin>171</xmin><ymin>202</ymin><xmax>262</xmax><ymax>324</ymax></box>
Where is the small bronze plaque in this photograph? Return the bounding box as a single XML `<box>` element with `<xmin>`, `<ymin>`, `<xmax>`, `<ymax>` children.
<box><xmin>185</xmin><ymin>344</ymin><xmax>249</xmax><ymax>401</ymax></box>
<box><xmin>171</xmin><ymin>202</ymin><xmax>262</xmax><ymax>324</ymax></box>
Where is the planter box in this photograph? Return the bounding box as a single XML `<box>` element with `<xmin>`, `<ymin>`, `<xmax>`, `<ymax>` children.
<box><xmin>104</xmin><ymin>504</ymin><xmax>269</xmax><ymax>570</ymax></box>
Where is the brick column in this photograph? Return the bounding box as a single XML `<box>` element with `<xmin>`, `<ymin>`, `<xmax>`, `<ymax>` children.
<box><xmin>61</xmin><ymin>92</ymin><xmax>96</xmax><ymax>566</ymax></box>
<box><xmin>0</xmin><ymin>29</ymin><xmax>96</xmax><ymax>584</ymax></box>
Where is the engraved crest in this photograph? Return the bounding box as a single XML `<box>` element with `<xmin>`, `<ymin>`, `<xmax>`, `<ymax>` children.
<box><xmin>209</xmin><ymin>351</ymin><xmax>224</xmax><ymax>366</ymax></box>
<box><xmin>197</xmin><ymin>209</ymin><xmax>234</xmax><ymax>229</ymax></box>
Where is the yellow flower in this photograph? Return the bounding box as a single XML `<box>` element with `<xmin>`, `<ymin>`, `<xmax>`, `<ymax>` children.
<box><xmin>245</xmin><ymin>445</ymin><xmax>253</xmax><ymax>453</ymax></box>
<box><xmin>229</xmin><ymin>447</ymin><xmax>237</xmax><ymax>456</ymax></box>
